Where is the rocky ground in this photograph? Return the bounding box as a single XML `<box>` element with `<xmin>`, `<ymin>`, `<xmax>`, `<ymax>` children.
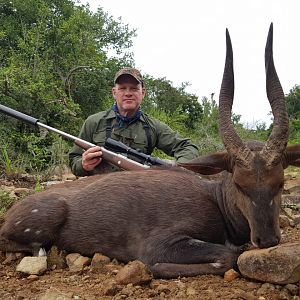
<box><xmin>0</xmin><ymin>171</ymin><xmax>300</xmax><ymax>300</ymax></box>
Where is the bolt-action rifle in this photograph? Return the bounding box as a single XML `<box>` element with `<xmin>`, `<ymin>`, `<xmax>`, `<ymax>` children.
<box><xmin>0</xmin><ymin>104</ymin><xmax>170</xmax><ymax>171</ymax></box>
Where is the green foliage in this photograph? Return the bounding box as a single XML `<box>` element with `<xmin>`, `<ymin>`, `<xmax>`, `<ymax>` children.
<box><xmin>193</xmin><ymin>96</ymin><xmax>222</xmax><ymax>154</ymax></box>
<box><xmin>0</xmin><ymin>0</ymin><xmax>137</xmax><ymax>174</ymax></box>
<box><xmin>285</xmin><ymin>85</ymin><xmax>300</xmax><ymax>144</ymax></box>
<box><xmin>0</xmin><ymin>143</ymin><xmax>26</xmax><ymax>178</ymax></box>
<box><xmin>286</xmin><ymin>85</ymin><xmax>300</xmax><ymax>119</ymax></box>
<box><xmin>288</xmin><ymin>119</ymin><xmax>300</xmax><ymax>145</ymax></box>
<box><xmin>143</xmin><ymin>76</ymin><xmax>203</xmax><ymax>129</ymax></box>
<box><xmin>0</xmin><ymin>145</ymin><xmax>13</xmax><ymax>175</ymax></box>
<box><xmin>0</xmin><ymin>189</ymin><xmax>16</xmax><ymax>217</ymax></box>
<box><xmin>34</xmin><ymin>181</ymin><xmax>42</xmax><ymax>193</ymax></box>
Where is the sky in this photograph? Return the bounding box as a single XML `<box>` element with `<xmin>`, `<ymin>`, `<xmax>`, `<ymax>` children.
<box><xmin>80</xmin><ymin>0</ymin><xmax>300</xmax><ymax>127</ymax></box>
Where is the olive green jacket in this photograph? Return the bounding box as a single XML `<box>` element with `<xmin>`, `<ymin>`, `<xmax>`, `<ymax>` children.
<box><xmin>69</xmin><ymin>109</ymin><xmax>199</xmax><ymax>176</ymax></box>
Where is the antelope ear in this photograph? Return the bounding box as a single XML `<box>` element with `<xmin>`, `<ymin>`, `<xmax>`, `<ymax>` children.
<box><xmin>178</xmin><ymin>152</ymin><xmax>232</xmax><ymax>175</ymax></box>
<box><xmin>283</xmin><ymin>144</ymin><xmax>300</xmax><ymax>168</ymax></box>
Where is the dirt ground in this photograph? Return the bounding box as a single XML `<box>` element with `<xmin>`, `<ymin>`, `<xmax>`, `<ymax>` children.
<box><xmin>0</xmin><ymin>174</ymin><xmax>300</xmax><ymax>300</ymax></box>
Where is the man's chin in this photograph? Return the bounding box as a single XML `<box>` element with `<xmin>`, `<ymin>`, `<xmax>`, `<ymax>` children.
<box><xmin>120</xmin><ymin>107</ymin><xmax>137</xmax><ymax>116</ymax></box>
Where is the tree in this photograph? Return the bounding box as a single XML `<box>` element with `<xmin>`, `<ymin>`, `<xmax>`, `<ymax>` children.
<box><xmin>143</xmin><ymin>75</ymin><xmax>203</xmax><ymax>129</ymax></box>
<box><xmin>0</xmin><ymin>0</ymin><xmax>136</xmax><ymax>173</ymax></box>
<box><xmin>0</xmin><ymin>0</ymin><xmax>136</xmax><ymax>129</ymax></box>
<box><xmin>286</xmin><ymin>85</ymin><xmax>300</xmax><ymax>119</ymax></box>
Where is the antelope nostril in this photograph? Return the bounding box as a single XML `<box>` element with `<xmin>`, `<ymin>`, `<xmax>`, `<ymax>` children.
<box><xmin>256</xmin><ymin>236</ymin><xmax>280</xmax><ymax>249</ymax></box>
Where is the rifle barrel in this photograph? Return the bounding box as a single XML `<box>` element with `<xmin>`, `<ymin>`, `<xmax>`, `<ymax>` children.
<box><xmin>0</xmin><ymin>104</ymin><xmax>149</xmax><ymax>171</ymax></box>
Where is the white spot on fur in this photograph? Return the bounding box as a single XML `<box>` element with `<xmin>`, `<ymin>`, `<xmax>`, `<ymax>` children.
<box><xmin>24</xmin><ymin>228</ymin><xmax>31</xmax><ymax>233</ymax></box>
<box><xmin>269</xmin><ymin>200</ymin><xmax>273</xmax><ymax>206</ymax></box>
<box><xmin>211</xmin><ymin>262</ymin><xmax>223</xmax><ymax>268</ymax></box>
<box><xmin>188</xmin><ymin>239</ymin><xmax>205</xmax><ymax>246</ymax></box>
<box><xmin>38</xmin><ymin>248</ymin><xmax>47</xmax><ymax>257</ymax></box>
<box><xmin>251</xmin><ymin>201</ymin><xmax>257</xmax><ymax>207</ymax></box>
<box><xmin>15</xmin><ymin>221</ymin><xmax>21</xmax><ymax>226</ymax></box>
<box><xmin>35</xmin><ymin>230</ymin><xmax>42</xmax><ymax>235</ymax></box>
<box><xmin>31</xmin><ymin>209</ymin><xmax>38</xmax><ymax>213</ymax></box>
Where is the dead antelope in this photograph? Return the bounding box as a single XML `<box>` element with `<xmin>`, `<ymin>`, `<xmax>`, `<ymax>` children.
<box><xmin>1</xmin><ymin>23</ymin><xmax>300</xmax><ymax>279</ymax></box>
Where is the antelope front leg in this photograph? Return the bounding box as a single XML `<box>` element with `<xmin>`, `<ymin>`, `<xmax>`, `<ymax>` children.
<box><xmin>144</xmin><ymin>237</ymin><xmax>239</xmax><ymax>278</ymax></box>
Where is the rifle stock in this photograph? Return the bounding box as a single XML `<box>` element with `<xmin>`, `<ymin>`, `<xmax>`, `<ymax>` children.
<box><xmin>74</xmin><ymin>139</ymin><xmax>149</xmax><ymax>171</ymax></box>
<box><xmin>0</xmin><ymin>104</ymin><xmax>149</xmax><ymax>171</ymax></box>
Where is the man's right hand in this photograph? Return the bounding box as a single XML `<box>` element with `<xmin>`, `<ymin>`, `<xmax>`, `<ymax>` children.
<box><xmin>82</xmin><ymin>146</ymin><xmax>103</xmax><ymax>171</ymax></box>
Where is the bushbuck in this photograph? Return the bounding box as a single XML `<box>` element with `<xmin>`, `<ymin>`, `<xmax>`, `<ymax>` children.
<box><xmin>1</xmin><ymin>23</ymin><xmax>300</xmax><ymax>278</ymax></box>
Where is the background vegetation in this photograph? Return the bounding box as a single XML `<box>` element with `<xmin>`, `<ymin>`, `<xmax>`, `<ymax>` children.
<box><xmin>0</xmin><ymin>0</ymin><xmax>299</xmax><ymax>180</ymax></box>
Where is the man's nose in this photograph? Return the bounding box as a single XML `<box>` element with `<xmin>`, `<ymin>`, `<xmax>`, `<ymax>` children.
<box><xmin>124</xmin><ymin>89</ymin><xmax>133</xmax><ymax>95</ymax></box>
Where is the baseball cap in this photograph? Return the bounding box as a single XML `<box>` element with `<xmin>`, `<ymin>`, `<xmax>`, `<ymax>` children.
<box><xmin>114</xmin><ymin>67</ymin><xmax>144</xmax><ymax>86</ymax></box>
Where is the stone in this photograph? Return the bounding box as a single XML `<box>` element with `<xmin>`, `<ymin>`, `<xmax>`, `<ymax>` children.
<box><xmin>102</xmin><ymin>279</ymin><xmax>121</xmax><ymax>296</ymax></box>
<box><xmin>91</xmin><ymin>253</ymin><xmax>110</xmax><ymax>269</ymax></box>
<box><xmin>279</xmin><ymin>215</ymin><xmax>291</xmax><ymax>228</ymax></box>
<box><xmin>284</xmin><ymin>283</ymin><xmax>299</xmax><ymax>295</ymax></box>
<box><xmin>16</xmin><ymin>256</ymin><xmax>47</xmax><ymax>275</ymax></box>
<box><xmin>27</xmin><ymin>274</ymin><xmax>39</xmax><ymax>281</ymax></box>
<box><xmin>3</xmin><ymin>252</ymin><xmax>25</xmax><ymax>265</ymax></box>
<box><xmin>238</xmin><ymin>242</ymin><xmax>300</xmax><ymax>284</ymax></box>
<box><xmin>66</xmin><ymin>253</ymin><xmax>91</xmax><ymax>272</ymax></box>
<box><xmin>38</xmin><ymin>288</ymin><xmax>73</xmax><ymax>300</ymax></box>
<box><xmin>282</xmin><ymin>195</ymin><xmax>300</xmax><ymax>209</ymax></box>
<box><xmin>256</xmin><ymin>283</ymin><xmax>276</xmax><ymax>295</ymax></box>
<box><xmin>47</xmin><ymin>246</ymin><xmax>66</xmax><ymax>269</ymax></box>
<box><xmin>186</xmin><ymin>287</ymin><xmax>197</xmax><ymax>296</ymax></box>
<box><xmin>14</xmin><ymin>187</ymin><xmax>32</xmax><ymax>197</ymax></box>
<box><xmin>115</xmin><ymin>260</ymin><xmax>152</xmax><ymax>285</ymax></box>
<box><xmin>224</xmin><ymin>268</ymin><xmax>240</xmax><ymax>281</ymax></box>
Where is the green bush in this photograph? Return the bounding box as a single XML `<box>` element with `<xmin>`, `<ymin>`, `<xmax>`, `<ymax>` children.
<box><xmin>0</xmin><ymin>189</ymin><xmax>17</xmax><ymax>218</ymax></box>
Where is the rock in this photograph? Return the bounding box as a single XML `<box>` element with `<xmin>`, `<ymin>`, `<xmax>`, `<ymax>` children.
<box><xmin>256</xmin><ymin>283</ymin><xmax>276</xmax><ymax>295</ymax></box>
<box><xmin>38</xmin><ymin>287</ymin><xmax>73</xmax><ymax>300</ymax></box>
<box><xmin>282</xmin><ymin>194</ymin><xmax>300</xmax><ymax>206</ymax></box>
<box><xmin>233</xmin><ymin>289</ymin><xmax>257</xmax><ymax>300</ymax></box>
<box><xmin>238</xmin><ymin>242</ymin><xmax>300</xmax><ymax>284</ymax></box>
<box><xmin>176</xmin><ymin>280</ymin><xmax>186</xmax><ymax>290</ymax></box>
<box><xmin>186</xmin><ymin>287</ymin><xmax>197</xmax><ymax>296</ymax></box>
<box><xmin>284</xmin><ymin>283</ymin><xmax>299</xmax><ymax>295</ymax></box>
<box><xmin>224</xmin><ymin>268</ymin><xmax>240</xmax><ymax>281</ymax></box>
<box><xmin>27</xmin><ymin>274</ymin><xmax>39</xmax><ymax>281</ymax></box>
<box><xmin>66</xmin><ymin>253</ymin><xmax>91</xmax><ymax>272</ymax></box>
<box><xmin>14</xmin><ymin>187</ymin><xmax>33</xmax><ymax>197</ymax></box>
<box><xmin>278</xmin><ymin>289</ymin><xmax>291</xmax><ymax>300</ymax></box>
<box><xmin>2</xmin><ymin>252</ymin><xmax>25</xmax><ymax>265</ymax></box>
<box><xmin>91</xmin><ymin>253</ymin><xmax>110</xmax><ymax>269</ymax></box>
<box><xmin>41</xmin><ymin>181</ymin><xmax>64</xmax><ymax>188</ymax></box>
<box><xmin>16</xmin><ymin>256</ymin><xmax>47</xmax><ymax>275</ymax></box>
<box><xmin>291</xmin><ymin>214</ymin><xmax>300</xmax><ymax>226</ymax></box>
<box><xmin>47</xmin><ymin>246</ymin><xmax>66</xmax><ymax>269</ymax></box>
<box><xmin>279</xmin><ymin>215</ymin><xmax>291</xmax><ymax>228</ymax></box>
<box><xmin>287</xmin><ymin>185</ymin><xmax>300</xmax><ymax>195</ymax></box>
<box><xmin>156</xmin><ymin>284</ymin><xmax>170</xmax><ymax>294</ymax></box>
<box><xmin>115</xmin><ymin>260</ymin><xmax>152</xmax><ymax>285</ymax></box>
<box><xmin>102</xmin><ymin>279</ymin><xmax>121</xmax><ymax>296</ymax></box>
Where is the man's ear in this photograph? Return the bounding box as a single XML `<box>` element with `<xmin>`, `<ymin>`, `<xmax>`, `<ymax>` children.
<box><xmin>112</xmin><ymin>87</ymin><xmax>117</xmax><ymax>99</ymax></box>
<box><xmin>178</xmin><ymin>152</ymin><xmax>232</xmax><ymax>175</ymax></box>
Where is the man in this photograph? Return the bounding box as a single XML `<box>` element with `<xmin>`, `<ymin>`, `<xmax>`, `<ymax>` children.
<box><xmin>69</xmin><ymin>67</ymin><xmax>199</xmax><ymax>176</ymax></box>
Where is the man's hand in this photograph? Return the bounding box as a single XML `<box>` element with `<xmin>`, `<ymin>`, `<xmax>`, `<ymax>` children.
<box><xmin>82</xmin><ymin>146</ymin><xmax>103</xmax><ymax>171</ymax></box>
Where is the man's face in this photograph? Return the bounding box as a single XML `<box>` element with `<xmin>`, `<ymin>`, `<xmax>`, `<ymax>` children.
<box><xmin>112</xmin><ymin>75</ymin><xmax>145</xmax><ymax>117</ymax></box>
